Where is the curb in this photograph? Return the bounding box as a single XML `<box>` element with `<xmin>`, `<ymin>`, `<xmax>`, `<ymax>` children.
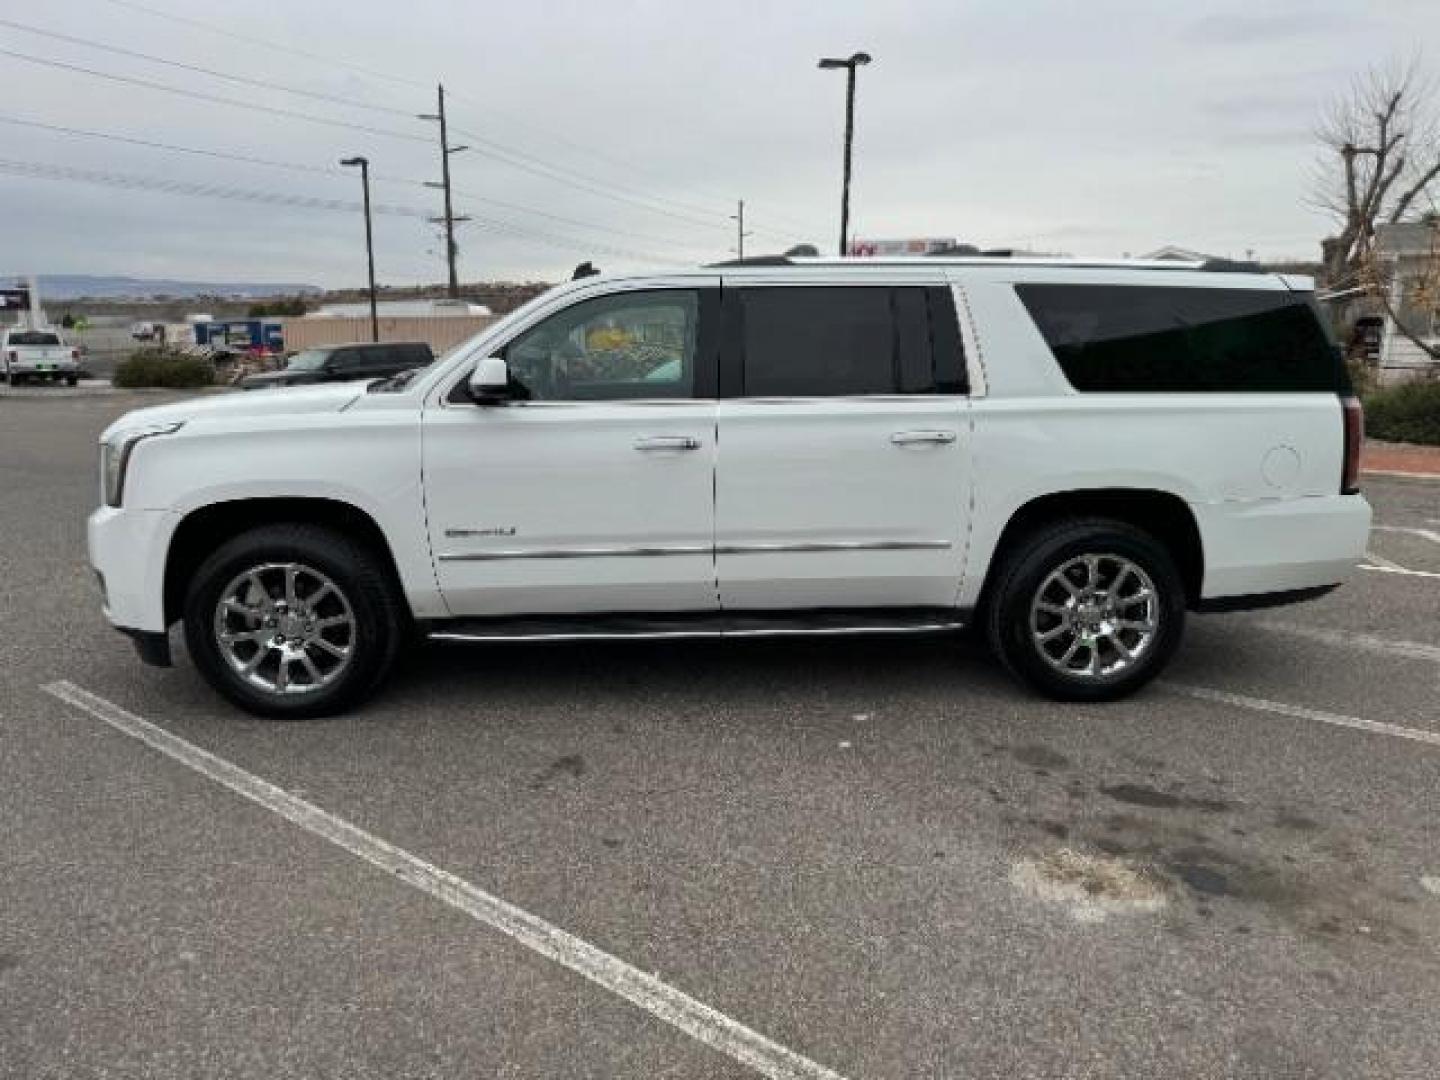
<box><xmin>1362</xmin><ymin>469</ymin><xmax>1440</xmax><ymax>481</ymax></box>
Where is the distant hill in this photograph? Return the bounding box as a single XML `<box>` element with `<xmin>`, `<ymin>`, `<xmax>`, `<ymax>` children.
<box><xmin>7</xmin><ymin>275</ymin><xmax>322</xmax><ymax>301</ymax></box>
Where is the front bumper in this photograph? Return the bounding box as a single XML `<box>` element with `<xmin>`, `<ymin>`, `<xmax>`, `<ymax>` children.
<box><xmin>1193</xmin><ymin>493</ymin><xmax>1372</xmax><ymax>600</ymax></box>
<box><xmin>89</xmin><ymin>505</ymin><xmax>180</xmax><ymax>634</ymax></box>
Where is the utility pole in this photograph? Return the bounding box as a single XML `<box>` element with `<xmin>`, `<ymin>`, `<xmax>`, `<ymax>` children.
<box><xmin>730</xmin><ymin>199</ymin><xmax>753</xmax><ymax>260</ymax></box>
<box><xmin>419</xmin><ymin>84</ymin><xmax>470</xmax><ymax>298</ymax></box>
<box><xmin>339</xmin><ymin>156</ymin><xmax>378</xmax><ymax>343</ymax></box>
<box><xmin>818</xmin><ymin>52</ymin><xmax>872</xmax><ymax>256</ymax></box>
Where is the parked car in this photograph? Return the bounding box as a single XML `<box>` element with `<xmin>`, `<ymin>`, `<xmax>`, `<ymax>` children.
<box><xmin>2</xmin><ymin>327</ymin><xmax>80</xmax><ymax>385</ymax></box>
<box><xmin>89</xmin><ymin>255</ymin><xmax>1370</xmax><ymax>717</ymax></box>
<box><xmin>238</xmin><ymin>342</ymin><xmax>434</xmax><ymax>390</ymax></box>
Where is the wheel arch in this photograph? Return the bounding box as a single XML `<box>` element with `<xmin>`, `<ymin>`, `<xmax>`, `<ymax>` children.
<box><xmin>163</xmin><ymin>497</ymin><xmax>407</xmax><ymax>626</ymax></box>
<box><xmin>976</xmin><ymin>488</ymin><xmax>1205</xmax><ymax>614</ymax></box>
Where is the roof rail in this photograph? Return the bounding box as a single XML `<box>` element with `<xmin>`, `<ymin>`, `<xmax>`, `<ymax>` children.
<box><xmin>708</xmin><ymin>254</ymin><xmax>794</xmax><ymax>267</ymax></box>
<box><xmin>706</xmin><ymin>254</ymin><xmax>1271</xmax><ymax>273</ymax></box>
<box><xmin>1198</xmin><ymin>258</ymin><xmax>1263</xmax><ymax>274</ymax></box>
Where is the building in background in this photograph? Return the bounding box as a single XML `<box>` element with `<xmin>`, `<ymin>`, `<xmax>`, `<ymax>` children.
<box><xmin>1372</xmin><ymin>221</ymin><xmax>1440</xmax><ymax>382</ymax></box>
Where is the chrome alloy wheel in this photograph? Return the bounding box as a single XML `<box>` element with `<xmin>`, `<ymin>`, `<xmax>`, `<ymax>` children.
<box><xmin>212</xmin><ymin>563</ymin><xmax>355</xmax><ymax>695</ymax></box>
<box><xmin>1028</xmin><ymin>553</ymin><xmax>1159</xmax><ymax>681</ymax></box>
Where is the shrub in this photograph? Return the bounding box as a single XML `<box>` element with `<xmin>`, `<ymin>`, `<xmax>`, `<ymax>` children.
<box><xmin>1364</xmin><ymin>376</ymin><xmax>1440</xmax><ymax>445</ymax></box>
<box><xmin>113</xmin><ymin>349</ymin><xmax>216</xmax><ymax>389</ymax></box>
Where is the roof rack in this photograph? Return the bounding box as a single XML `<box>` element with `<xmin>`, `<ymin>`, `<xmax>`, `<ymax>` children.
<box><xmin>706</xmin><ymin>254</ymin><xmax>1266</xmax><ymax>273</ymax></box>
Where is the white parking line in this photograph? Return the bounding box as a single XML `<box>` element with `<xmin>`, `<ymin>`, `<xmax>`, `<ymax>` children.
<box><xmin>1372</xmin><ymin>524</ymin><xmax>1440</xmax><ymax>546</ymax></box>
<box><xmin>40</xmin><ymin>680</ymin><xmax>848</xmax><ymax>1080</ymax></box>
<box><xmin>1253</xmin><ymin>621</ymin><xmax>1440</xmax><ymax>663</ymax></box>
<box><xmin>1162</xmin><ymin>682</ymin><xmax>1440</xmax><ymax>748</ymax></box>
<box><xmin>1359</xmin><ymin>563</ymin><xmax>1440</xmax><ymax>580</ymax></box>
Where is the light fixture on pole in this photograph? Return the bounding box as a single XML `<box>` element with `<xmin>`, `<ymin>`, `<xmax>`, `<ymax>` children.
<box><xmin>339</xmin><ymin>155</ymin><xmax>379</xmax><ymax>343</ymax></box>
<box><xmin>817</xmin><ymin>51</ymin><xmax>872</xmax><ymax>257</ymax></box>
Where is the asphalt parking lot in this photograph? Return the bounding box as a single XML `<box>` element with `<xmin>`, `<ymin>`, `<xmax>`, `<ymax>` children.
<box><xmin>2</xmin><ymin>390</ymin><xmax>1437</xmax><ymax>1079</ymax></box>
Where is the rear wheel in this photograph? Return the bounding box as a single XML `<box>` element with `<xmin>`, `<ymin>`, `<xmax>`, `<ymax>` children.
<box><xmin>984</xmin><ymin>518</ymin><xmax>1186</xmax><ymax>702</ymax></box>
<box><xmin>65</xmin><ymin>374</ymin><xmax>79</xmax><ymax>386</ymax></box>
<box><xmin>183</xmin><ymin>524</ymin><xmax>404</xmax><ymax>718</ymax></box>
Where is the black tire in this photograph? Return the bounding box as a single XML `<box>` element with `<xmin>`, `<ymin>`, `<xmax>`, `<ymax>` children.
<box><xmin>65</xmin><ymin>374</ymin><xmax>78</xmax><ymax>387</ymax></box>
<box><xmin>983</xmin><ymin>517</ymin><xmax>1186</xmax><ymax>702</ymax></box>
<box><xmin>183</xmin><ymin>523</ymin><xmax>404</xmax><ymax>718</ymax></box>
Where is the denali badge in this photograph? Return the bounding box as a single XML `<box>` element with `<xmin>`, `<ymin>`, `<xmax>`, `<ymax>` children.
<box><xmin>445</xmin><ymin>526</ymin><xmax>518</xmax><ymax>538</ymax></box>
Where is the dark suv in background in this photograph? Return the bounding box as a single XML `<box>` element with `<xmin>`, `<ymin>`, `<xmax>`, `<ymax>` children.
<box><xmin>239</xmin><ymin>342</ymin><xmax>434</xmax><ymax>390</ymax></box>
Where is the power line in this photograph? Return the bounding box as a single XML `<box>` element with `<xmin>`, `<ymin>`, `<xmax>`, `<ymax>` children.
<box><xmin>1</xmin><ymin>40</ymin><xmax>732</xmax><ymax>234</ymax></box>
<box><xmin>447</xmin><ymin>123</ymin><xmax>726</xmax><ymax>231</ymax></box>
<box><xmin>0</xmin><ymin>157</ymin><xmax>687</xmax><ymax>264</ymax></box>
<box><xmin>0</xmin><ymin>158</ymin><xmax>430</xmax><ymax>216</ymax></box>
<box><xmin>77</xmin><ymin>2</ymin><xmax>795</xmax><ymax>235</ymax></box>
<box><xmin>0</xmin><ymin>114</ymin><xmax>345</xmax><ymax>180</ymax></box>
<box><xmin>0</xmin><ymin>47</ymin><xmax>432</xmax><ymax>145</ymax></box>
<box><xmin>452</xmin><ymin>216</ymin><xmax>689</xmax><ymax>266</ymax></box>
<box><xmin>0</xmin><ymin>16</ymin><xmax>419</xmax><ymax>120</ymax></box>
<box><xmin>93</xmin><ymin>0</ymin><xmax>431</xmax><ymax>92</ymax></box>
<box><xmin>0</xmin><ymin>114</ymin><xmax>706</xmax><ymax>252</ymax></box>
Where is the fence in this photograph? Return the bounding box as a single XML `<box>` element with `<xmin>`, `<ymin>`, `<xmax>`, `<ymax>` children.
<box><xmin>279</xmin><ymin>315</ymin><xmax>498</xmax><ymax>355</ymax></box>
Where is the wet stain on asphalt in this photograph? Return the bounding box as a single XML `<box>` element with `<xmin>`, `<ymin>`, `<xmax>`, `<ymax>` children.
<box><xmin>1011</xmin><ymin>744</ymin><xmax>1071</xmax><ymax>770</ymax></box>
<box><xmin>530</xmin><ymin>753</ymin><xmax>586</xmax><ymax>789</ymax></box>
<box><xmin>1101</xmin><ymin>783</ymin><xmax>1232</xmax><ymax>813</ymax></box>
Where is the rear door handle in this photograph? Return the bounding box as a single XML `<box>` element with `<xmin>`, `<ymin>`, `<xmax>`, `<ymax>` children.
<box><xmin>634</xmin><ymin>435</ymin><xmax>701</xmax><ymax>451</ymax></box>
<box><xmin>890</xmin><ymin>430</ymin><xmax>957</xmax><ymax>445</ymax></box>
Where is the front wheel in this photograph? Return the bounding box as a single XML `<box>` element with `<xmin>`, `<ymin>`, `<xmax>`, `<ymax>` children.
<box><xmin>984</xmin><ymin>518</ymin><xmax>1186</xmax><ymax>702</ymax></box>
<box><xmin>183</xmin><ymin>524</ymin><xmax>404</xmax><ymax>718</ymax></box>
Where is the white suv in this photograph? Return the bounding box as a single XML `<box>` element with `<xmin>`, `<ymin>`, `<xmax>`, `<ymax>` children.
<box><xmin>89</xmin><ymin>256</ymin><xmax>1371</xmax><ymax>717</ymax></box>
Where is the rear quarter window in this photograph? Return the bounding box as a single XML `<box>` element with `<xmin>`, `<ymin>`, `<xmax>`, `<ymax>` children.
<box><xmin>1015</xmin><ymin>284</ymin><xmax>1346</xmax><ymax>393</ymax></box>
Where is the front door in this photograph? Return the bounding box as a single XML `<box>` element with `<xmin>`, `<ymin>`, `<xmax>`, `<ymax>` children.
<box><xmin>715</xmin><ymin>282</ymin><xmax>972</xmax><ymax>610</ymax></box>
<box><xmin>423</xmin><ymin>283</ymin><xmax>720</xmax><ymax>616</ymax></box>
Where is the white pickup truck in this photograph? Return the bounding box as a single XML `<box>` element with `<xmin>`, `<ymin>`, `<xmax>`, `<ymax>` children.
<box><xmin>2</xmin><ymin>327</ymin><xmax>80</xmax><ymax>385</ymax></box>
<box><xmin>88</xmin><ymin>255</ymin><xmax>1371</xmax><ymax>717</ymax></box>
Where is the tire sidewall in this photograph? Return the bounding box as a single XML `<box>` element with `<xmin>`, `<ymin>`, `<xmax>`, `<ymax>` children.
<box><xmin>990</xmin><ymin>523</ymin><xmax>1186</xmax><ymax>702</ymax></box>
<box><xmin>184</xmin><ymin>528</ymin><xmax>397</xmax><ymax>718</ymax></box>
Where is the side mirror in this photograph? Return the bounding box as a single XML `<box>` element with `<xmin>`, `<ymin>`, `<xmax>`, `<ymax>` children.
<box><xmin>468</xmin><ymin>354</ymin><xmax>511</xmax><ymax>405</ymax></box>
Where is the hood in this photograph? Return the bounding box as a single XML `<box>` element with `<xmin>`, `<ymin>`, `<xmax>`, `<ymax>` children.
<box><xmin>238</xmin><ymin>370</ymin><xmax>315</xmax><ymax>388</ymax></box>
<box><xmin>101</xmin><ymin>382</ymin><xmax>366</xmax><ymax>441</ymax></box>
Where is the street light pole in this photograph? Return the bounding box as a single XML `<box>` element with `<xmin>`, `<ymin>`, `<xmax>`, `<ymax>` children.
<box><xmin>818</xmin><ymin>51</ymin><xmax>872</xmax><ymax>257</ymax></box>
<box><xmin>339</xmin><ymin>155</ymin><xmax>378</xmax><ymax>343</ymax></box>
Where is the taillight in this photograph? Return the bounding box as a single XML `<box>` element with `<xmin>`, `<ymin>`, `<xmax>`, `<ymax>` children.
<box><xmin>5</xmin><ymin>349</ymin><xmax>15</xmax><ymax>362</ymax></box>
<box><xmin>1340</xmin><ymin>394</ymin><xmax>1363</xmax><ymax>494</ymax></box>
<box><xmin>71</xmin><ymin>348</ymin><xmax>80</xmax><ymax>360</ymax></box>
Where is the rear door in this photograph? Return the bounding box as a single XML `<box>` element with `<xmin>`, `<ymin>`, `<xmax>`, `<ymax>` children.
<box><xmin>714</xmin><ymin>281</ymin><xmax>973</xmax><ymax>610</ymax></box>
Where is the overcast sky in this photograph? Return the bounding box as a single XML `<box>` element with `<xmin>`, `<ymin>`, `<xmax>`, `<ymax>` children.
<box><xmin>1</xmin><ymin>0</ymin><xmax>1434</xmax><ymax>289</ymax></box>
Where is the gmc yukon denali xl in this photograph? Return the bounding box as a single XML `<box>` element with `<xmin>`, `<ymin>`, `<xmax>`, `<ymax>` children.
<box><xmin>89</xmin><ymin>256</ymin><xmax>1371</xmax><ymax>717</ymax></box>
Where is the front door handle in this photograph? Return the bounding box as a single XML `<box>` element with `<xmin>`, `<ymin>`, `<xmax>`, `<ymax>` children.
<box><xmin>634</xmin><ymin>435</ymin><xmax>701</xmax><ymax>451</ymax></box>
<box><xmin>890</xmin><ymin>430</ymin><xmax>957</xmax><ymax>446</ymax></box>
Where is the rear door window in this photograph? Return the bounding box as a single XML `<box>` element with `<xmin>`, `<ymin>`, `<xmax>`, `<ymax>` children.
<box><xmin>1015</xmin><ymin>284</ymin><xmax>1345</xmax><ymax>392</ymax></box>
<box><xmin>733</xmin><ymin>286</ymin><xmax>965</xmax><ymax>397</ymax></box>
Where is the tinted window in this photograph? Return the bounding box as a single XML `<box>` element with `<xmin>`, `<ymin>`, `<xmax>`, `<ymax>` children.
<box><xmin>504</xmin><ymin>290</ymin><xmax>699</xmax><ymax>401</ymax></box>
<box><xmin>1015</xmin><ymin>284</ymin><xmax>1345</xmax><ymax>392</ymax></box>
<box><xmin>8</xmin><ymin>331</ymin><xmax>61</xmax><ymax>346</ymax></box>
<box><xmin>736</xmin><ymin>286</ymin><xmax>964</xmax><ymax>397</ymax></box>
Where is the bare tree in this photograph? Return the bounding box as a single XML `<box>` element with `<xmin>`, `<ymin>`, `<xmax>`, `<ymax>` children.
<box><xmin>1315</xmin><ymin>65</ymin><xmax>1440</xmax><ymax>283</ymax></box>
<box><xmin>1315</xmin><ymin>65</ymin><xmax>1440</xmax><ymax>364</ymax></box>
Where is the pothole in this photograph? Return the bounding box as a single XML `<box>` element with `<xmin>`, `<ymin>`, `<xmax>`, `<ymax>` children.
<box><xmin>1011</xmin><ymin>848</ymin><xmax>1170</xmax><ymax>923</ymax></box>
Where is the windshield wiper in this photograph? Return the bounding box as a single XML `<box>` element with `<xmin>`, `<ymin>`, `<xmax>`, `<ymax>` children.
<box><xmin>368</xmin><ymin>368</ymin><xmax>420</xmax><ymax>393</ymax></box>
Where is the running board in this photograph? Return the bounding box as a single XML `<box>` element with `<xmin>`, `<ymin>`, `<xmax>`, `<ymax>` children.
<box><xmin>426</xmin><ymin>608</ymin><xmax>966</xmax><ymax>644</ymax></box>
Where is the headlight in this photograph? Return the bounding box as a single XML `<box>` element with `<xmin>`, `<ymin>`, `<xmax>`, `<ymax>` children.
<box><xmin>101</xmin><ymin>421</ymin><xmax>185</xmax><ymax>507</ymax></box>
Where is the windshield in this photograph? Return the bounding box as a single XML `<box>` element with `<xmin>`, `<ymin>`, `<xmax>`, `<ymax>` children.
<box><xmin>8</xmin><ymin>331</ymin><xmax>62</xmax><ymax>346</ymax></box>
<box><xmin>284</xmin><ymin>349</ymin><xmax>332</xmax><ymax>372</ymax></box>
